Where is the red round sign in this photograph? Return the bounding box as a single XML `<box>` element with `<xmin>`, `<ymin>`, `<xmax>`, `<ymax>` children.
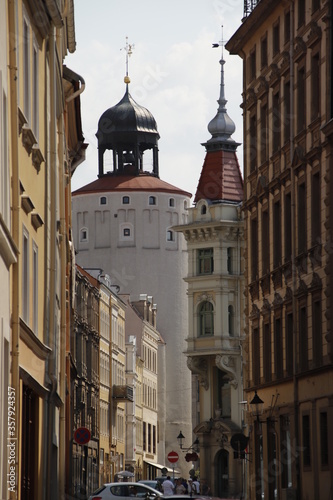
<box><xmin>74</xmin><ymin>427</ymin><xmax>91</xmax><ymax>445</ymax></box>
<box><xmin>167</xmin><ymin>450</ymin><xmax>179</xmax><ymax>463</ymax></box>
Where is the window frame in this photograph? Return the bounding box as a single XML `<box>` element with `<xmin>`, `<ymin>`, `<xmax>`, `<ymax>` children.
<box><xmin>197</xmin><ymin>248</ymin><xmax>214</xmax><ymax>275</ymax></box>
<box><xmin>198</xmin><ymin>301</ymin><xmax>214</xmax><ymax>337</ymax></box>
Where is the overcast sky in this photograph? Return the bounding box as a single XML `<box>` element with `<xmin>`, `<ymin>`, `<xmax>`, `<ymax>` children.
<box><xmin>69</xmin><ymin>0</ymin><xmax>244</xmax><ymax>200</ymax></box>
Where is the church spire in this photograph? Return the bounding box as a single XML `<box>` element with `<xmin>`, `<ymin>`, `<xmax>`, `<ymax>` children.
<box><xmin>205</xmin><ymin>27</ymin><xmax>238</xmax><ymax>151</ymax></box>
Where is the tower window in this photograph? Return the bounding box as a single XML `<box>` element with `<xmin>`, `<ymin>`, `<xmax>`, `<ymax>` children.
<box><xmin>122</xmin><ymin>196</ymin><xmax>130</xmax><ymax>205</ymax></box>
<box><xmin>198</xmin><ymin>301</ymin><xmax>214</xmax><ymax>336</ymax></box>
<box><xmin>80</xmin><ymin>228</ymin><xmax>88</xmax><ymax>242</ymax></box>
<box><xmin>149</xmin><ymin>196</ymin><xmax>156</xmax><ymax>205</ymax></box>
<box><xmin>167</xmin><ymin>230</ymin><xmax>174</xmax><ymax>241</ymax></box>
<box><xmin>197</xmin><ymin>248</ymin><xmax>214</xmax><ymax>275</ymax></box>
<box><xmin>123</xmin><ymin>228</ymin><xmax>131</xmax><ymax>237</ymax></box>
<box><xmin>100</xmin><ymin>196</ymin><xmax>107</xmax><ymax>205</ymax></box>
<box><xmin>201</xmin><ymin>205</ymin><xmax>207</xmax><ymax>215</ymax></box>
<box><xmin>169</xmin><ymin>198</ymin><xmax>175</xmax><ymax>207</ymax></box>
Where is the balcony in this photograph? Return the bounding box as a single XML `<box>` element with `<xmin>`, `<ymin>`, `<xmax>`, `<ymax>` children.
<box><xmin>112</xmin><ymin>385</ymin><xmax>134</xmax><ymax>402</ymax></box>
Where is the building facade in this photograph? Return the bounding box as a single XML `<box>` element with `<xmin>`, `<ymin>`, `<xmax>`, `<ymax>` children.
<box><xmin>175</xmin><ymin>52</ymin><xmax>245</xmax><ymax>498</ymax></box>
<box><xmin>71</xmin><ymin>79</ymin><xmax>192</xmax><ymax>475</ymax></box>
<box><xmin>227</xmin><ymin>1</ymin><xmax>333</xmax><ymax>499</ymax></box>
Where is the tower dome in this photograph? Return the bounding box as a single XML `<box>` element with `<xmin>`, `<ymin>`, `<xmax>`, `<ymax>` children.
<box><xmin>96</xmin><ymin>86</ymin><xmax>160</xmax><ymax>178</ymax></box>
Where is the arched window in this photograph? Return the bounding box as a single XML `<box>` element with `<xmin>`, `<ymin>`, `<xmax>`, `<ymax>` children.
<box><xmin>228</xmin><ymin>305</ymin><xmax>234</xmax><ymax>336</ymax></box>
<box><xmin>122</xmin><ymin>196</ymin><xmax>130</xmax><ymax>205</ymax></box>
<box><xmin>80</xmin><ymin>227</ymin><xmax>88</xmax><ymax>242</ymax></box>
<box><xmin>169</xmin><ymin>198</ymin><xmax>175</xmax><ymax>207</ymax></box>
<box><xmin>201</xmin><ymin>205</ymin><xmax>207</xmax><ymax>215</ymax></box>
<box><xmin>167</xmin><ymin>230</ymin><xmax>174</xmax><ymax>241</ymax></box>
<box><xmin>198</xmin><ymin>301</ymin><xmax>214</xmax><ymax>336</ymax></box>
<box><xmin>149</xmin><ymin>195</ymin><xmax>156</xmax><ymax>205</ymax></box>
<box><xmin>100</xmin><ymin>196</ymin><xmax>107</xmax><ymax>205</ymax></box>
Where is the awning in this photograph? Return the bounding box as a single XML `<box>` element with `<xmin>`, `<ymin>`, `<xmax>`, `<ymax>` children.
<box><xmin>144</xmin><ymin>461</ymin><xmax>179</xmax><ymax>474</ymax></box>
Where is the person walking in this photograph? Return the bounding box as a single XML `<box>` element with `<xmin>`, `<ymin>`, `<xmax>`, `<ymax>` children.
<box><xmin>174</xmin><ymin>478</ymin><xmax>186</xmax><ymax>495</ymax></box>
<box><xmin>162</xmin><ymin>476</ymin><xmax>174</xmax><ymax>496</ymax></box>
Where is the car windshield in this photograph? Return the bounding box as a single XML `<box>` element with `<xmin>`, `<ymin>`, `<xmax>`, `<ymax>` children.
<box><xmin>109</xmin><ymin>485</ymin><xmax>159</xmax><ymax>498</ymax></box>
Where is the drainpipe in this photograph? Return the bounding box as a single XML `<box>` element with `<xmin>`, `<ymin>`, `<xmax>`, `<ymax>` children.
<box><xmin>289</xmin><ymin>3</ymin><xmax>301</xmax><ymax>500</ymax></box>
<box><xmin>8</xmin><ymin>0</ymin><xmax>20</xmax><ymax>498</ymax></box>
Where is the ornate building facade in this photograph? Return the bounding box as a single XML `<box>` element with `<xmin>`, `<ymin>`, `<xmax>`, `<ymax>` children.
<box><xmin>175</xmin><ymin>52</ymin><xmax>245</xmax><ymax>498</ymax></box>
<box><xmin>227</xmin><ymin>1</ymin><xmax>333</xmax><ymax>498</ymax></box>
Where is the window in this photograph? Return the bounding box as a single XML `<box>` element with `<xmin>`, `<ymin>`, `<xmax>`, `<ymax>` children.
<box><xmin>299</xmin><ymin>304</ymin><xmax>308</xmax><ymax>371</ymax></box>
<box><xmin>122</xmin><ymin>196</ymin><xmax>130</xmax><ymax>205</ymax></box>
<box><xmin>228</xmin><ymin>305</ymin><xmax>234</xmax><ymax>336</ymax></box>
<box><xmin>284</xmin><ymin>10</ymin><xmax>291</xmax><ymax>43</ymax></box>
<box><xmin>100</xmin><ymin>196</ymin><xmax>107</xmax><ymax>205</ymax></box>
<box><xmin>297</xmin><ymin>66</ymin><xmax>306</xmax><ymax>133</ymax></box>
<box><xmin>22</xmin><ymin>227</ymin><xmax>29</xmax><ymax>323</ymax></box>
<box><xmin>169</xmin><ymin>198</ymin><xmax>175</xmax><ymax>207</ymax></box>
<box><xmin>312</xmin><ymin>172</ymin><xmax>321</xmax><ymax>245</ymax></box>
<box><xmin>32</xmin><ymin>242</ymin><xmax>38</xmax><ymax>335</ymax></box>
<box><xmin>298</xmin><ymin>182</ymin><xmax>307</xmax><ymax>253</ymax></box>
<box><xmin>261</xmin><ymin>35</ymin><xmax>267</xmax><ymax>68</ymax></box>
<box><xmin>252</xmin><ymin>327</ymin><xmax>260</xmax><ymax>385</ymax></box>
<box><xmin>302</xmin><ymin>414</ymin><xmax>311</xmax><ymax>467</ymax></box>
<box><xmin>32</xmin><ymin>40</ymin><xmax>38</xmax><ymax>139</ymax></box>
<box><xmin>227</xmin><ymin>247</ymin><xmax>233</xmax><ymax>274</ymax></box>
<box><xmin>311</xmin><ymin>53</ymin><xmax>320</xmax><ymax>121</ymax></box>
<box><xmin>148</xmin><ymin>196</ymin><xmax>156</xmax><ymax>205</ymax></box>
<box><xmin>262</xmin><ymin>209</ymin><xmax>269</xmax><ymax>274</ymax></box>
<box><xmin>198</xmin><ymin>301</ymin><xmax>214</xmax><ymax>336</ymax></box>
<box><xmin>273</xmin><ymin>200</ymin><xmax>281</xmax><ymax>268</ymax></box>
<box><xmin>312</xmin><ymin>0</ymin><xmax>320</xmax><ymax>13</ymax></box>
<box><xmin>273</xmin><ymin>20</ymin><xmax>280</xmax><ymax>56</ymax></box>
<box><xmin>274</xmin><ymin>317</ymin><xmax>283</xmax><ymax>379</ymax></box>
<box><xmin>23</xmin><ymin>17</ymin><xmax>30</xmax><ymax>122</ymax></box>
<box><xmin>249</xmin><ymin>48</ymin><xmax>256</xmax><ymax>82</ymax></box>
<box><xmin>1</xmin><ymin>89</ymin><xmax>10</xmax><ymax>224</ymax></box>
<box><xmin>201</xmin><ymin>204</ymin><xmax>207</xmax><ymax>215</ymax></box>
<box><xmin>320</xmin><ymin>412</ymin><xmax>328</xmax><ymax>467</ymax></box>
<box><xmin>263</xmin><ymin>322</ymin><xmax>271</xmax><ymax>382</ymax></box>
<box><xmin>272</xmin><ymin>91</ymin><xmax>280</xmax><ymax>152</ymax></box>
<box><xmin>166</xmin><ymin>230</ymin><xmax>174</xmax><ymax>241</ymax></box>
<box><xmin>197</xmin><ymin>248</ymin><xmax>214</xmax><ymax>275</ymax></box>
<box><xmin>286</xmin><ymin>311</ymin><xmax>293</xmax><ymax>376</ymax></box>
<box><xmin>250</xmin><ymin>114</ymin><xmax>257</xmax><ymax>172</ymax></box>
<box><xmin>80</xmin><ymin>227</ymin><xmax>88</xmax><ymax>242</ymax></box>
<box><xmin>284</xmin><ymin>80</ymin><xmax>291</xmax><ymax>144</ymax></box>
<box><xmin>260</xmin><ymin>103</ymin><xmax>268</xmax><ymax>163</ymax></box>
<box><xmin>251</xmin><ymin>218</ymin><xmax>258</xmax><ymax>281</ymax></box>
<box><xmin>284</xmin><ymin>192</ymin><xmax>292</xmax><ymax>261</ymax></box>
<box><xmin>123</xmin><ymin>228</ymin><xmax>131</xmax><ymax>237</ymax></box>
<box><xmin>298</xmin><ymin>0</ymin><xmax>305</xmax><ymax>27</ymax></box>
<box><xmin>312</xmin><ymin>297</ymin><xmax>322</xmax><ymax>367</ymax></box>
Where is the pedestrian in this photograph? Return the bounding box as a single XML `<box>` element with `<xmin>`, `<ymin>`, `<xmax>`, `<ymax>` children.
<box><xmin>162</xmin><ymin>476</ymin><xmax>174</xmax><ymax>496</ymax></box>
<box><xmin>189</xmin><ymin>478</ymin><xmax>200</xmax><ymax>494</ymax></box>
<box><xmin>175</xmin><ymin>478</ymin><xmax>186</xmax><ymax>495</ymax></box>
<box><xmin>200</xmin><ymin>479</ymin><xmax>211</xmax><ymax>496</ymax></box>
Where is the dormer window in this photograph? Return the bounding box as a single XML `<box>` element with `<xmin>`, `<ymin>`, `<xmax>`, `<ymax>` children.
<box><xmin>149</xmin><ymin>196</ymin><xmax>156</xmax><ymax>206</ymax></box>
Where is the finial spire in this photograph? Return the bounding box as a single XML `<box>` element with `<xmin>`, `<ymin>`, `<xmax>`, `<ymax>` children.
<box><xmin>207</xmin><ymin>26</ymin><xmax>237</xmax><ymax>149</ymax></box>
<box><xmin>121</xmin><ymin>37</ymin><xmax>135</xmax><ymax>87</ymax></box>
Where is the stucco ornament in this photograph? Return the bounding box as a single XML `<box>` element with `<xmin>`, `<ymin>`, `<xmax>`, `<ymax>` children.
<box><xmin>187</xmin><ymin>356</ymin><xmax>209</xmax><ymax>390</ymax></box>
<box><xmin>215</xmin><ymin>354</ymin><xmax>238</xmax><ymax>389</ymax></box>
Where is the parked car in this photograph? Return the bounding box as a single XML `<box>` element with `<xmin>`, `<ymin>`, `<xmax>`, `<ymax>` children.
<box><xmin>88</xmin><ymin>482</ymin><xmax>162</xmax><ymax>500</ymax></box>
<box><xmin>138</xmin><ymin>480</ymin><xmax>161</xmax><ymax>491</ymax></box>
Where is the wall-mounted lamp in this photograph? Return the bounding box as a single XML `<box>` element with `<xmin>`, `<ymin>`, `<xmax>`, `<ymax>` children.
<box><xmin>177</xmin><ymin>432</ymin><xmax>199</xmax><ymax>453</ymax></box>
<box><xmin>249</xmin><ymin>390</ymin><xmax>264</xmax><ymax>421</ymax></box>
<box><xmin>177</xmin><ymin>431</ymin><xmax>185</xmax><ymax>449</ymax></box>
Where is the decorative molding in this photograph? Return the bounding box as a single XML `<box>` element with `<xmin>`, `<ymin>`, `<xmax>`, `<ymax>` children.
<box><xmin>187</xmin><ymin>356</ymin><xmax>209</xmax><ymax>390</ymax></box>
<box><xmin>31</xmin><ymin>212</ymin><xmax>44</xmax><ymax>230</ymax></box>
<box><xmin>307</xmin><ymin>21</ymin><xmax>322</xmax><ymax>48</ymax></box>
<box><xmin>21</xmin><ymin>195</ymin><xmax>35</xmax><ymax>214</ymax></box>
<box><xmin>18</xmin><ymin>106</ymin><xmax>28</xmax><ymax>135</ymax></box>
<box><xmin>196</xmin><ymin>293</ymin><xmax>214</xmax><ymax>304</ymax></box>
<box><xmin>294</xmin><ymin>36</ymin><xmax>307</xmax><ymax>62</ymax></box>
<box><xmin>21</xmin><ymin>124</ymin><xmax>37</xmax><ymax>155</ymax></box>
<box><xmin>215</xmin><ymin>354</ymin><xmax>238</xmax><ymax>389</ymax></box>
<box><xmin>32</xmin><ymin>144</ymin><xmax>45</xmax><ymax>172</ymax></box>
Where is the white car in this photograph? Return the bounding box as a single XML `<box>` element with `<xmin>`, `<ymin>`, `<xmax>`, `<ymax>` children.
<box><xmin>88</xmin><ymin>482</ymin><xmax>162</xmax><ymax>500</ymax></box>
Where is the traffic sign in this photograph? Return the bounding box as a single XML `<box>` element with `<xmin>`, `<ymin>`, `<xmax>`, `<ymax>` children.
<box><xmin>74</xmin><ymin>427</ymin><xmax>91</xmax><ymax>445</ymax></box>
<box><xmin>167</xmin><ymin>450</ymin><xmax>179</xmax><ymax>463</ymax></box>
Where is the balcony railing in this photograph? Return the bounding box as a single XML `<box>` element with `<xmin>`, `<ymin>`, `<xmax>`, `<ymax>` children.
<box><xmin>244</xmin><ymin>0</ymin><xmax>262</xmax><ymax>17</ymax></box>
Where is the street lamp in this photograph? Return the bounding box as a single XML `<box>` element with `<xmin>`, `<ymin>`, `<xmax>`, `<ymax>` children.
<box><xmin>177</xmin><ymin>431</ymin><xmax>185</xmax><ymax>449</ymax></box>
<box><xmin>249</xmin><ymin>390</ymin><xmax>264</xmax><ymax>421</ymax></box>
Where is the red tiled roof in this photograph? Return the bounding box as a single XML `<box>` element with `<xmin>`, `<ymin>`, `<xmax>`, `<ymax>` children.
<box><xmin>72</xmin><ymin>173</ymin><xmax>192</xmax><ymax>198</ymax></box>
<box><xmin>194</xmin><ymin>150</ymin><xmax>243</xmax><ymax>203</ymax></box>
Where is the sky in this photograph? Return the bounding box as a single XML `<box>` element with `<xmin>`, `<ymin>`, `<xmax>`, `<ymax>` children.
<box><xmin>69</xmin><ymin>0</ymin><xmax>245</xmax><ymax>200</ymax></box>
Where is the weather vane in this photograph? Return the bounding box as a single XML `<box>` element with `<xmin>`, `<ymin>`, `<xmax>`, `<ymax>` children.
<box><xmin>212</xmin><ymin>25</ymin><xmax>226</xmax><ymax>58</ymax></box>
<box><xmin>121</xmin><ymin>36</ymin><xmax>135</xmax><ymax>84</ymax></box>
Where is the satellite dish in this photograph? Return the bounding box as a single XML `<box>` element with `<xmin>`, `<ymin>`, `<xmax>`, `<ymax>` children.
<box><xmin>230</xmin><ymin>433</ymin><xmax>248</xmax><ymax>452</ymax></box>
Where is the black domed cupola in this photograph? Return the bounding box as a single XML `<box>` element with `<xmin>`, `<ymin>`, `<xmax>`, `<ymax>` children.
<box><xmin>96</xmin><ymin>84</ymin><xmax>160</xmax><ymax>178</ymax></box>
